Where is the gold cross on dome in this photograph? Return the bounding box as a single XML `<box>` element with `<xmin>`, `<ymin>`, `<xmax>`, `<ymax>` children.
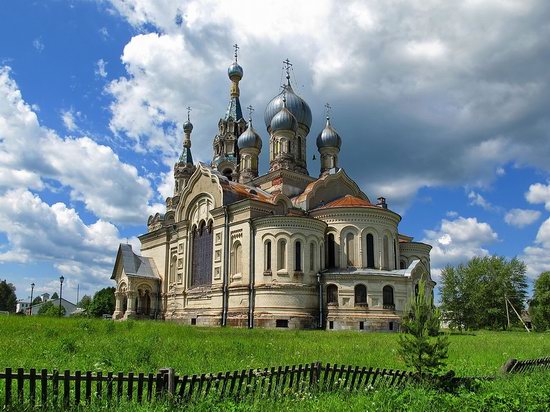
<box><xmin>246</xmin><ymin>105</ymin><xmax>254</xmax><ymax>121</ymax></box>
<box><xmin>186</xmin><ymin>106</ymin><xmax>192</xmax><ymax>121</ymax></box>
<box><xmin>324</xmin><ymin>103</ymin><xmax>332</xmax><ymax>119</ymax></box>
<box><xmin>283</xmin><ymin>58</ymin><xmax>292</xmax><ymax>80</ymax></box>
<box><xmin>233</xmin><ymin>43</ymin><xmax>239</xmax><ymax>62</ymax></box>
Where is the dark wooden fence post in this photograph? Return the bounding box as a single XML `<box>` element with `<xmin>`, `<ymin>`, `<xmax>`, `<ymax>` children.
<box><xmin>4</xmin><ymin>368</ymin><xmax>12</xmax><ymax>406</ymax></box>
<box><xmin>159</xmin><ymin>368</ymin><xmax>175</xmax><ymax>398</ymax></box>
<box><xmin>501</xmin><ymin>358</ymin><xmax>518</xmax><ymax>374</ymax></box>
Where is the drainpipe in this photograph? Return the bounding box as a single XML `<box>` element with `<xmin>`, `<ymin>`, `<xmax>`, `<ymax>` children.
<box><xmin>318</xmin><ymin>273</ymin><xmax>324</xmax><ymax>329</ymax></box>
<box><xmin>248</xmin><ymin>221</ymin><xmax>256</xmax><ymax>328</ymax></box>
<box><xmin>222</xmin><ymin>206</ymin><xmax>230</xmax><ymax>326</ymax></box>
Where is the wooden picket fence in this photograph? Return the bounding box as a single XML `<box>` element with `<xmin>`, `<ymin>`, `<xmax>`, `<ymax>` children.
<box><xmin>1</xmin><ymin>357</ymin><xmax>549</xmax><ymax>408</ymax></box>
<box><xmin>501</xmin><ymin>357</ymin><xmax>550</xmax><ymax>374</ymax></box>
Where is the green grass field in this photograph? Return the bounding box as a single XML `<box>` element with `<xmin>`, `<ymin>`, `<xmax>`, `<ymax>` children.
<box><xmin>1</xmin><ymin>317</ymin><xmax>549</xmax><ymax>411</ymax></box>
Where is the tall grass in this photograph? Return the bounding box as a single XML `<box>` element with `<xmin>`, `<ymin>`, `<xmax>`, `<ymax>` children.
<box><xmin>1</xmin><ymin>317</ymin><xmax>549</xmax><ymax>376</ymax></box>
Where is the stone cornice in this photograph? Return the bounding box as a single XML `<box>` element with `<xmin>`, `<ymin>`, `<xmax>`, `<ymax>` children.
<box><xmin>309</xmin><ymin>208</ymin><xmax>401</xmax><ymax>226</ymax></box>
<box><xmin>254</xmin><ymin>215</ymin><xmax>327</xmax><ymax>232</ymax></box>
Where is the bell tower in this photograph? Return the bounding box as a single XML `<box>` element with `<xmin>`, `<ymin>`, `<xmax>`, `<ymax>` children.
<box><xmin>211</xmin><ymin>44</ymin><xmax>247</xmax><ymax>181</ymax></box>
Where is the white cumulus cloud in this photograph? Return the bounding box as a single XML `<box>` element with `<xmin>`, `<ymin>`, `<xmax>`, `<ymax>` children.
<box><xmin>526</xmin><ymin>182</ymin><xmax>550</xmax><ymax>211</ymax></box>
<box><xmin>504</xmin><ymin>208</ymin><xmax>541</xmax><ymax>228</ymax></box>
<box><xmin>422</xmin><ymin>216</ymin><xmax>498</xmax><ymax>277</ymax></box>
<box><xmin>0</xmin><ymin>66</ymin><xmax>154</xmax><ymax>224</ymax></box>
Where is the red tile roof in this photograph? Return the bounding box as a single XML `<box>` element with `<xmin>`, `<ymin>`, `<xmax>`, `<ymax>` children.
<box><xmin>315</xmin><ymin>194</ymin><xmax>376</xmax><ymax>209</ymax></box>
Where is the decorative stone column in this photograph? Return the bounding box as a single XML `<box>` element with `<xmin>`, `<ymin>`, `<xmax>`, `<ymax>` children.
<box><xmin>112</xmin><ymin>291</ymin><xmax>124</xmax><ymax>319</ymax></box>
<box><xmin>125</xmin><ymin>291</ymin><xmax>137</xmax><ymax>319</ymax></box>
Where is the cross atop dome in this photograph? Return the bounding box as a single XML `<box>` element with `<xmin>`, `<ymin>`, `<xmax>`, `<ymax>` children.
<box><xmin>283</xmin><ymin>58</ymin><xmax>292</xmax><ymax>84</ymax></box>
<box><xmin>246</xmin><ymin>104</ymin><xmax>254</xmax><ymax>122</ymax></box>
<box><xmin>186</xmin><ymin>106</ymin><xmax>192</xmax><ymax>122</ymax></box>
<box><xmin>233</xmin><ymin>43</ymin><xmax>239</xmax><ymax>62</ymax></box>
<box><xmin>324</xmin><ymin>103</ymin><xmax>332</xmax><ymax>119</ymax></box>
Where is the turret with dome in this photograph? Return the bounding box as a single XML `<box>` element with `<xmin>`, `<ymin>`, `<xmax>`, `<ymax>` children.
<box><xmin>112</xmin><ymin>46</ymin><xmax>434</xmax><ymax>333</ymax></box>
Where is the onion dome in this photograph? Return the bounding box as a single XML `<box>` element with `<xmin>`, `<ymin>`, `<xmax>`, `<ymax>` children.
<box><xmin>270</xmin><ymin>104</ymin><xmax>298</xmax><ymax>133</ymax></box>
<box><xmin>183</xmin><ymin>119</ymin><xmax>193</xmax><ymax>133</ymax></box>
<box><xmin>238</xmin><ymin>120</ymin><xmax>262</xmax><ymax>150</ymax></box>
<box><xmin>228</xmin><ymin>62</ymin><xmax>243</xmax><ymax>81</ymax></box>
<box><xmin>316</xmin><ymin>117</ymin><xmax>342</xmax><ymax>149</ymax></box>
<box><xmin>264</xmin><ymin>84</ymin><xmax>312</xmax><ymax>131</ymax></box>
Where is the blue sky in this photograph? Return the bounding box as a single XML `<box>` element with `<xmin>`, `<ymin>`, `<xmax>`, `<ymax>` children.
<box><xmin>1</xmin><ymin>0</ymin><xmax>550</xmax><ymax>303</ymax></box>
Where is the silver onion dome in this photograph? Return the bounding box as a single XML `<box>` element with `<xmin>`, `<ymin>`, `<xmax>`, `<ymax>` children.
<box><xmin>316</xmin><ymin>117</ymin><xmax>341</xmax><ymax>149</ymax></box>
<box><xmin>270</xmin><ymin>106</ymin><xmax>298</xmax><ymax>133</ymax></box>
<box><xmin>237</xmin><ymin>121</ymin><xmax>262</xmax><ymax>150</ymax></box>
<box><xmin>183</xmin><ymin>120</ymin><xmax>193</xmax><ymax>133</ymax></box>
<box><xmin>228</xmin><ymin>62</ymin><xmax>243</xmax><ymax>80</ymax></box>
<box><xmin>264</xmin><ymin>84</ymin><xmax>312</xmax><ymax>131</ymax></box>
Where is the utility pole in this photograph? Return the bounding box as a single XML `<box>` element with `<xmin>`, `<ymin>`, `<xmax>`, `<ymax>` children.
<box><xmin>505</xmin><ymin>294</ymin><xmax>510</xmax><ymax>330</ymax></box>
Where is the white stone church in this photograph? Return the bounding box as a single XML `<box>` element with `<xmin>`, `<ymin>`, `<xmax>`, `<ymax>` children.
<box><xmin>111</xmin><ymin>50</ymin><xmax>434</xmax><ymax>331</ymax></box>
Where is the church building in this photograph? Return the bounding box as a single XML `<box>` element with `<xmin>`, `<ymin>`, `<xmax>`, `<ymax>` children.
<box><xmin>111</xmin><ymin>48</ymin><xmax>435</xmax><ymax>331</ymax></box>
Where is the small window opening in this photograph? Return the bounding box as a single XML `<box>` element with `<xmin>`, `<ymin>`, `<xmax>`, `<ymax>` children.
<box><xmin>276</xmin><ymin>319</ymin><xmax>289</xmax><ymax>328</ymax></box>
<box><xmin>389</xmin><ymin>321</ymin><xmax>394</xmax><ymax>331</ymax></box>
<box><xmin>359</xmin><ymin>321</ymin><xmax>365</xmax><ymax>330</ymax></box>
<box><xmin>329</xmin><ymin>321</ymin><xmax>334</xmax><ymax>330</ymax></box>
<box><xmin>191</xmin><ymin>318</ymin><xmax>197</xmax><ymax>326</ymax></box>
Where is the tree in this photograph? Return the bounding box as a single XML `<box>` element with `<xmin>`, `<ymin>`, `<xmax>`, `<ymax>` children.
<box><xmin>88</xmin><ymin>287</ymin><xmax>115</xmax><ymax>317</ymax></box>
<box><xmin>398</xmin><ymin>280</ymin><xmax>449</xmax><ymax>374</ymax></box>
<box><xmin>531</xmin><ymin>272</ymin><xmax>550</xmax><ymax>331</ymax></box>
<box><xmin>0</xmin><ymin>280</ymin><xmax>17</xmax><ymax>312</ymax></box>
<box><xmin>440</xmin><ymin>256</ymin><xmax>528</xmax><ymax>330</ymax></box>
<box><xmin>77</xmin><ymin>295</ymin><xmax>92</xmax><ymax>311</ymax></box>
<box><xmin>32</xmin><ymin>296</ymin><xmax>43</xmax><ymax>305</ymax></box>
<box><xmin>37</xmin><ymin>301</ymin><xmax>66</xmax><ymax>317</ymax></box>
<box><xmin>51</xmin><ymin>292</ymin><xmax>59</xmax><ymax>300</ymax></box>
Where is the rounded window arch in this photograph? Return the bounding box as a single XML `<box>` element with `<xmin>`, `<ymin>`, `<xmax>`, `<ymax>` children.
<box><xmin>295</xmin><ymin>240</ymin><xmax>302</xmax><ymax>271</ymax></box>
<box><xmin>264</xmin><ymin>240</ymin><xmax>272</xmax><ymax>272</ymax></box>
<box><xmin>309</xmin><ymin>241</ymin><xmax>316</xmax><ymax>272</ymax></box>
<box><xmin>326</xmin><ymin>233</ymin><xmax>336</xmax><ymax>268</ymax></box>
<box><xmin>170</xmin><ymin>254</ymin><xmax>177</xmax><ymax>284</ymax></box>
<box><xmin>400</xmin><ymin>259</ymin><xmax>407</xmax><ymax>270</ymax></box>
<box><xmin>327</xmin><ymin>284</ymin><xmax>338</xmax><ymax>305</ymax></box>
<box><xmin>231</xmin><ymin>241</ymin><xmax>242</xmax><ymax>276</ymax></box>
<box><xmin>383</xmin><ymin>235</ymin><xmax>390</xmax><ymax>270</ymax></box>
<box><xmin>345</xmin><ymin>232</ymin><xmax>356</xmax><ymax>267</ymax></box>
<box><xmin>277</xmin><ymin>239</ymin><xmax>287</xmax><ymax>270</ymax></box>
<box><xmin>354</xmin><ymin>284</ymin><xmax>367</xmax><ymax>306</ymax></box>
<box><xmin>383</xmin><ymin>285</ymin><xmax>394</xmax><ymax>307</ymax></box>
<box><xmin>366</xmin><ymin>233</ymin><xmax>375</xmax><ymax>269</ymax></box>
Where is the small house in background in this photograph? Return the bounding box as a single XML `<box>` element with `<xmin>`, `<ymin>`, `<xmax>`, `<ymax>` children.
<box><xmin>15</xmin><ymin>300</ymin><xmax>30</xmax><ymax>314</ymax></box>
<box><xmin>30</xmin><ymin>298</ymin><xmax>77</xmax><ymax>317</ymax></box>
<box><xmin>40</xmin><ymin>293</ymin><xmax>50</xmax><ymax>302</ymax></box>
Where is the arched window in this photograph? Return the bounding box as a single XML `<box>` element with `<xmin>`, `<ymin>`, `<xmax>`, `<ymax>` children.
<box><xmin>383</xmin><ymin>235</ymin><xmax>390</xmax><ymax>270</ymax></box>
<box><xmin>346</xmin><ymin>233</ymin><xmax>356</xmax><ymax>267</ymax></box>
<box><xmin>309</xmin><ymin>242</ymin><xmax>315</xmax><ymax>272</ymax></box>
<box><xmin>327</xmin><ymin>284</ymin><xmax>338</xmax><ymax>305</ymax></box>
<box><xmin>265</xmin><ymin>240</ymin><xmax>272</xmax><ymax>271</ymax></box>
<box><xmin>366</xmin><ymin>234</ymin><xmax>375</xmax><ymax>269</ymax></box>
<box><xmin>400</xmin><ymin>260</ymin><xmax>407</xmax><ymax>270</ymax></box>
<box><xmin>383</xmin><ymin>285</ymin><xmax>394</xmax><ymax>307</ymax></box>
<box><xmin>277</xmin><ymin>239</ymin><xmax>287</xmax><ymax>270</ymax></box>
<box><xmin>393</xmin><ymin>239</ymin><xmax>398</xmax><ymax>270</ymax></box>
<box><xmin>354</xmin><ymin>284</ymin><xmax>367</xmax><ymax>306</ymax></box>
<box><xmin>170</xmin><ymin>255</ymin><xmax>177</xmax><ymax>284</ymax></box>
<box><xmin>231</xmin><ymin>241</ymin><xmax>242</xmax><ymax>276</ymax></box>
<box><xmin>295</xmin><ymin>241</ymin><xmax>302</xmax><ymax>271</ymax></box>
<box><xmin>191</xmin><ymin>221</ymin><xmax>213</xmax><ymax>287</ymax></box>
<box><xmin>327</xmin><ymin>233</ymin><xmax>336</xmax><ymax>268</ymax></box>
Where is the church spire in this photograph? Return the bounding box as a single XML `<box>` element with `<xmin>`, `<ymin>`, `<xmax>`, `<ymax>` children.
<box><xmin>174</xmin><ymin>106</ymin><xmax>196</xmax><ymax>193</ymax></box>
<box><xmin>225</xmin><ymin>43</ymin><xmax>244</xmax><ymax>120</ymax></box>
<box><xmin>212</xmin><ymin>45</ymin><xmax>247</xmax><ymax>180</ymax></box>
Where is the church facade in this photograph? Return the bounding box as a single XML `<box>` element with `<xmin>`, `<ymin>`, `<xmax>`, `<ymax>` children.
<box><xmin>111</xmin><ymin>51</ymin><xmax>434</xmax><ymax>331</ymax></box>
